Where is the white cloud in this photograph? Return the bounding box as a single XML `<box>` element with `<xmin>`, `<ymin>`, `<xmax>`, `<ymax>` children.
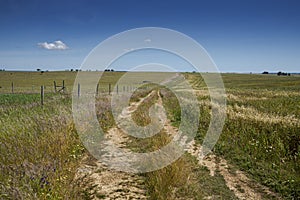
<box><xmin>144</xmin><ymin>38</ymin><xmax>151</xmax><ymax>43</ymax></box>
<box><xmin>38</xmin><ymin>40</ymin><xmax>69</xmax><ymax>50</ymax></box>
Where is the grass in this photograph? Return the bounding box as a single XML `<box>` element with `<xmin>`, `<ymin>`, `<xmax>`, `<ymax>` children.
<box><xmin>0</xmin><ymin>93</ymin><xmax>86</xmax><ymax>199</ymax></box>
<box><xmin>0</xmin><ymin>71</ymin><xmax>174</xmax><ymax>94</ymax></box>
<box><xmin>222</xmin><ymin>73</ymin><xmax>300</xmax><ymax>91</ymax></box>
<box><xmin>186</xmin><ymin>72</ymin><xmax>300</xmax><ymax>199</ymax></box>
<box><xmin>1</xmin><ymin>71</ymin><xmax>300</xmax><ymax>199</ymax></box>
<box><xmin>127</xmin><ymin>86</ymin><xmax>237</xmax><ymax>199</ymax></box>
<box><xmin>0</xmin><ymin>93</ymin><xmax>41</xmax><ymax>105</ymax></box>
<box><xmin>0</xmin><ymin>71</ymin><xmax>77</xmax><ymax>93</ymax></box>
<box><xmin>229</xmin><ymin>92</ymin><xmax>300</xmax><ymax>118</ymax></box>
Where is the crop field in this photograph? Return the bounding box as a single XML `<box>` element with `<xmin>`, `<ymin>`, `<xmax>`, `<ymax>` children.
<box><xmin>0</xmin><ymin>71</ymin><xmax>299</xmax><ymax>199</ymax></box>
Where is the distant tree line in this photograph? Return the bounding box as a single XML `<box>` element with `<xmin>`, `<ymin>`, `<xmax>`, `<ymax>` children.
<box><xmin>262</xmin><ymin>71</ymin><xmax>291</xmax><ymax>76</ymax></box>
<box><xmin>69</xmin><ymin>69</ymin><xmax>81</xmax><ymax>72</ymax></box>
<box><xmin>34</xmin><ymin>68</ymin><xmax>116</xmax><ymax>72</ymax></box>
<box><xmin>277</xmin><ymin>71</ymin><xmax>291</xmax><ymax>76</ymax></box>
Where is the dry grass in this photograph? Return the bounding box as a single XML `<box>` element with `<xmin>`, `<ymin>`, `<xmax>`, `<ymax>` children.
<box><xmin>186</xmin><ymin>72</ymin><xmax>300</xmax><ymax>199</ymax></box>
<box><xmin>0</xmin><ymin>94</ymin><xmax>85</xmax><ymax>199</ymax></box>
<box><xmin>127</xmin><ymin>86</ymin><xmax>236</xmax><ymax>199</ymax></box>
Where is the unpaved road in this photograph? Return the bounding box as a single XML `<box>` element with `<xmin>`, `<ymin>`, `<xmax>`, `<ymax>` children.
<box><xmin>75</xmin><ymin>93</ymin><xmax>155</xmax><ymax>199</ymax></box>
<box><xmin>76</xmin><ymin>86</ymin><xmax>280</xmax><ymax>200</ymax></box>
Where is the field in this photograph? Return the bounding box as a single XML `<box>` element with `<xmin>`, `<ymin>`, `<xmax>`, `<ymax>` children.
<box><xmin>188</xmin><ymin>73</ymin><xmax>300</xmax><ymax>199</ymax></box>
<box><xmin>0</xmin><ymin>71</ymin><xmax>299</xmax><ymax>199</ymax></box>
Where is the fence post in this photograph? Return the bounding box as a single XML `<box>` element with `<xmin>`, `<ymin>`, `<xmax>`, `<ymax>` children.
<box><xmin>11</xmin><ymin>82</ymin><xmax>14</xmax><ymax>94</ymax></box>
<box><xmin>54</xmin><ymin>81</ymin><xmax>57</xmax><ymax>93</ymax></box>
<box><xmin>96</xmin><ymin>83</ymin><xmax>99</xmax><ymax>96</ymax></box>
<box><xmin>78</xmin><ymin>83</ymin><xmax>80</xmax><ymax>97</ymax></box>
<box><xmin>41</xmin><ymin>86</ymin><xmax>44</xmax><ymax>106</ymax></box>
<box><xmin>108</xmin><ymin>83</ymin><xmax>111</xmax><ymax>95</ymax></box>
<box><xmin>117</xmin><ymin>85</ymin><xmax>119</xmax><ymax>94</ymax></box>
<box><xmin>62</xmin><ymin>80</ymin><xmax>65</xmax><ymax>93</ymax></box>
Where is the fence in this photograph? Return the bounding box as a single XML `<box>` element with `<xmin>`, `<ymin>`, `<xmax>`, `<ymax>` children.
<box><xmin>0</xmin><ymin>80</ymin><xmax>148</xmax><ymax>106</ymax></box>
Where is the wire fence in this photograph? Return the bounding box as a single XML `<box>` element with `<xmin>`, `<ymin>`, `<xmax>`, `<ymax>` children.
<box><xmin>0</xmin><ymin>80</ymin><xmax>150</xmax><ymax>106</ymax></box>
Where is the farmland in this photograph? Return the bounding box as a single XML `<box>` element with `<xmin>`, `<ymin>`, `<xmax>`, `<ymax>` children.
<box><xmin>0</xmin><ymin>71</ymin><xmax>299</xmax><ymax>199</ymax></box>
<box><xmin>187</xmin><ymin>73</ymin><xmax>300</xmax><ymax>199</ymax></box>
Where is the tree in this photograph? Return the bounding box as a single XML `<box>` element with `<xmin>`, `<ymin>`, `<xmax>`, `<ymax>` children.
<box><xmin>277</xmin><ymin>71</ymin><xmax>282</xmax><ymax>76</ymax></box>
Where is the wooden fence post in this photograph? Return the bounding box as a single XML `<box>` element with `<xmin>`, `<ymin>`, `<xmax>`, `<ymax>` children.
<box><xmin>62</xmin><ymin>80</ymin><xmax>65</xmax><ymax>93</ymax></box>
<box><xmin>78</xmin><ymin>83</ymin><xmax>80</xmax><ymax>97</ymax></box>
<box><xmin>117</xmin><ymin>85</ymin><xmax>119</xmax><ymax>94</ymax></box>
<box><xmin>109</xmin><ymin>83</ymin><xmax>111</xmax><ymax>95</ymax></box>
<box><xmin>11</xmin><ymin>82</ymin><xmax>14</xmax><ymax>94</ymax></box>
<box><xmin>54</xmin><ymin>81</ymin><xmax>57</xmax><ymax>93</ymax></box>
<box><xmin>41</xmin><ymin>86</ymin><xmax>44</xmax><ymax>106</ymax></box>
<box><xmin>96</xmin><ymin>83</ymin><xmax>99</xmax><ymax>96</ymax></box>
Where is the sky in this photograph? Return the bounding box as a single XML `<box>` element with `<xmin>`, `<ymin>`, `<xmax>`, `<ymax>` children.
<box><xmin>0</xmin><ymin>0</ymin><xmax>300</xmax><ymax>73</ymax></box>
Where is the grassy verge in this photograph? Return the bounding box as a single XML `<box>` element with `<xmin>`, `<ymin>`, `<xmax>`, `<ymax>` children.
<box><xmin>0</xmin><ymin>94</ymin><xmax>85</xmax><ymax>199</ymax></box>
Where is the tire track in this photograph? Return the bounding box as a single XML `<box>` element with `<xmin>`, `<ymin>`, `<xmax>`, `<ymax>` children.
<box><xmin>75</xmin><ymin>92</ymin><xmax>156</xmax><ymax>199</ymax></box>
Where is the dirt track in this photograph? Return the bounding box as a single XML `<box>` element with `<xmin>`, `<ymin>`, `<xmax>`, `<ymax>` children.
<box><xmin>76</xmin><ymin>85</ymin><xmax>280</xmax><ymax>199</ymax></box>
<box><xmin>75</xmin><ymin>93</ymin><xmax>154</xmax><ymax>199</ymax></box>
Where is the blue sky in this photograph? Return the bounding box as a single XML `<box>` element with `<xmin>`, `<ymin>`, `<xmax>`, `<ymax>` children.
<box><xmin>0</xmin><ymin>0</ymin><xmax>300</xmax><ymax>72</ymax></box>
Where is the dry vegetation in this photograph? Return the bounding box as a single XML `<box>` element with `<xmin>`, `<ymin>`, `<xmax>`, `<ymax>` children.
<box><xmin>0</xmin><ymin>71</ymin><xmax>299</xmax><ymax>199</ymax></box>
<box><xmin>0</xmin><ymin>94</ymin><xmax>85</xmax><ymax>199</ymax></box>
<box><xmin>186</xmin><ymin>73</ymin><xmax>300</xmax><ymax>199</ymax></box>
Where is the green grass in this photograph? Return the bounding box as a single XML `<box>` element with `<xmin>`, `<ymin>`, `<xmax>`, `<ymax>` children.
<box><xmin>0</xmin><ymin>93</ymin><xmax>41</xmax><ymax>105</ymax></box>
<box><xmin>0</xmin><ymin>71</ymin><xmax>77</xmax><ymax>93</ymax></box>
<box><xmin>127</xmin><ymin>86</ymin><xmax>236</xmax><ymax>199</ymax></box>
<box><xmin>0</xmin><ymin>71</ymin><xmax>126</xmax><ymax>93</ymax></box>
<box><xmin>222</xmin><ymin>73</ymin><xmax>300</xmax><ymax>91</ymax></box>
<box><xmin>0</xmin><ymin>94</ymin><xmax>86</xmax><ymax>199</ymax></box>
<box><xmin>228</xmin><ymin>92</ymin><xmax>300</xmax><ymax>118</ymax></box>
<box><xmin>0</xmin><ymin>71</ymin><xmax>175</xmax><ymax>94</ymax></box>
<box><xmin>1</xmin><ymin>71</ymin><xmax>300</xmax><ymax>199</ymax></box>
<box><xmin>186</xmin><ymin>72</ymin><xmax>300</xmax><ymax>199</ymax></box>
